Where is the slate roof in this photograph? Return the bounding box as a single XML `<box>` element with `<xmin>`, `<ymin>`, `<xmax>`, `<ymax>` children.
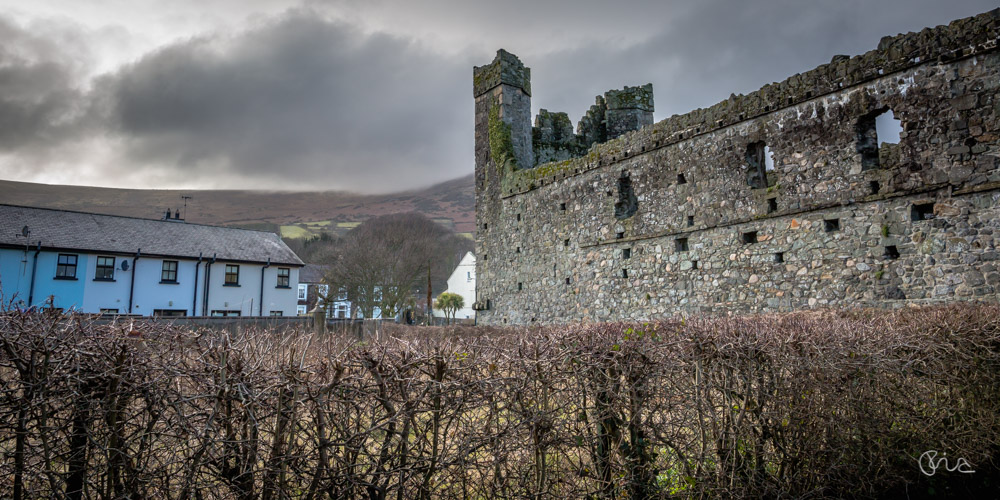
<box><xmin>299</xmin><ymin>264</ymin><xmax>329</xmax><ymax>283</ymax></box>
<box><xmin>0</xmin><ymin>204</ymin><xmax>303</xmax><ymax>266</ymax></box>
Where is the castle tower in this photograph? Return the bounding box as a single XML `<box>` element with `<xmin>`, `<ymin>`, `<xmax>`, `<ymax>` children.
<box><xmin>604</xmin><ymin>84</ymin><xmax>654</xmax><ymax>140</ymax></box>
<box><xmin>472</xmin><ymin>49</ymin><xmax>532</xmax><ymax>317</ymax></box>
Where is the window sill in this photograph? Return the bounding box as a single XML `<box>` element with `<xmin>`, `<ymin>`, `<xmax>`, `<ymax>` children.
<box><xmin>53</xmin><ymin>276</ymin><xmax>78</xmax><ymax>281</ymax></box>
<box><xmin>275</xmin><ymin>285</ymin><xmax>291</xmax><ymax>289</ymax></box>
<box><xmin>160</xmin><ymin>280</ymin><xmax>179</xmax><ymax>285</ymax></box>
<box><xmin>223</xmin><ymin>283</ymin><xmax>241</xmax><ymax>287</ymax></box>
<box><xmin>93</xmin><ymin>278</ymin><xmax>116</xmax><ymax>282</ymax></box>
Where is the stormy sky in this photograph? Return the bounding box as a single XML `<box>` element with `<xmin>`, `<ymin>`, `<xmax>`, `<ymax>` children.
<box><xmin>0</xmin><ymin>1</ymin><xmax>996</xmax><ymax>192</ymax></box>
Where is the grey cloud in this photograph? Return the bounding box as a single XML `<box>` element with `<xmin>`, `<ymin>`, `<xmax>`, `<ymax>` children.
<box><xmin>100</xmin><ymin>11</ymin><xmax>473</xmax><ymax>191</ymax></box>
<box><xmin>1</xmin><ymin>0</ymin><xmax>998</xmax><ymax>192</ymax></box>
<box><xmin>524</xmin><ymin>0</ymin><xmax>999</xmax><ymax>124</ymax></box>
<box><xmin>0</xmin><ymin>17</ymin><xmax>90</xmax><ymax>151</ymax></box>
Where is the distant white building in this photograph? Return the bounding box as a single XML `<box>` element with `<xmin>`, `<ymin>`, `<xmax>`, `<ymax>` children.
<box><xmin>433</xmin><ymin>252</ymin><xmax>476</xmax><ymax>320</ymax></box>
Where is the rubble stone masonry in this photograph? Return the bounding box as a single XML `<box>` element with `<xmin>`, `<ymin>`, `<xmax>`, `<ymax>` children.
<box><xmin>474</xmin><ymin>10</ymin><xmax>1000</xmax><ymax>325</ymax></box>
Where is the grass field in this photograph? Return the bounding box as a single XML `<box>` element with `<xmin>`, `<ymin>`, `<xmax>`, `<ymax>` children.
<box><xmin>280</xmin><ymin>225</ymin><xmax>313</xmax><ymax>238</ymax></box>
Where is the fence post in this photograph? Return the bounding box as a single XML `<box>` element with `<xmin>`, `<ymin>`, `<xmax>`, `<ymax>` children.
<box><xmin>311</xmin><ymin>306</ymin><xmax>326</xmax><ymax>335</ymax></box>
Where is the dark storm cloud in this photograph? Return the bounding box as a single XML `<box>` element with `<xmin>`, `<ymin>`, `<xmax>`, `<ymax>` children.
<box><xmin>0</xmin><ymin>0</ymin><xmax>997</xmax><ymax>191</ymax></box>
<box><xmin>525</xmin><ymin>0</ymin><xmax>999</xmax><ymax>124</ymax></box>
<box><xmin>99</xmin><ymin>11</ymin><xmax>472</xmax><ymax>191</ymax></box>
<box><xmin>0</xmin><ymin>16</ymin><xmax>89</xmax><ymax>151</ymax></box>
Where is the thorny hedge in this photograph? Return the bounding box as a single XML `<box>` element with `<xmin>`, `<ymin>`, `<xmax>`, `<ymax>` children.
<box><xmin>1</xmin><ymin>304</ymin><xmax>999</xmax><ymax>498</ymax></box>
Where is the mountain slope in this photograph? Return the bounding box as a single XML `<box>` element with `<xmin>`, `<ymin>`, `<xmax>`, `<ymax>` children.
<box><xmin>0</xmin><ymin>174</ymin><xmax>475</xmax><ymax>234</ymax></box>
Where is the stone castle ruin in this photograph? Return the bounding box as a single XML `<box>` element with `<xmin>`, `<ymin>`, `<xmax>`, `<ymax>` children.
<box><xmin>473</xmin><ymin>10</ymin><xmax>1000</xmax><ymax>325</ymax></box>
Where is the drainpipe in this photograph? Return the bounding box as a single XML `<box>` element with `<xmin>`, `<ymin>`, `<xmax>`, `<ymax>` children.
<box><xmin>192</xmin><ymin>253</ymin><xmax>202</xmax><ymax>316</ymax></box>
<box><xmin>259</xmin><ymin>257</ymin><xmax>270</xmax><ymax>316</ymax></box>
<box><xmin>26</xmin><ymin>242</ymin><xmax>41</xmax><ymax>308</ymax></box>
<box><xmin>202</xmin><ymin>254</ymin><xmax>216</xmax><ymax>315</ymax></box>
<box><xmin>127</xmin><ymin>249</ymin><xmax>141</xmax><ymax>315</ymax></box>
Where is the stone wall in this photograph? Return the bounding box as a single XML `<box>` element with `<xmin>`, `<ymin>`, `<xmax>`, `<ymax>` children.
<box><xmin>474</xmin><ymin>9</ymin><xmax>1000</xmax><ymax>325</ymax></box>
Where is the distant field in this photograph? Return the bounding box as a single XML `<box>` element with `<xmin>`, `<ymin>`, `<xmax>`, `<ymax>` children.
<box><xmin>280</xmin><ymin>225</ymin><xmax>313</xmax><ymax>238</ymax></box>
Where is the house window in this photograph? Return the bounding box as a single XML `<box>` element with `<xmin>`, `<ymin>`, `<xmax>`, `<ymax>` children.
<box><xmin>224</xmin><ymin>264</ymin><xmax>239</xmax><ymax>285</ymax></box>
<box><xmin>297</xmin><ymin>284</ymin><xmax>307</xmax><ymax>300</ymax></box>
<box><xmin>335</xmin><ymin>304</ymin><xmax>348</xmax><ymax>318</ymax></box>
<box><xmin>269</xmin><ymin>311</ymin><xmax>283</xmax><ymax>317</ymax></box>
<box><xmin>153</xmin><ymin>309</ymin><xmax>187</xmax><ymax>317</ymax></box>
<box><xmin>318</xmin><ymin>284</ymin><xmax>329</xmax><ymax>298</ymax></box>
<box><xmin>56</xmin><ymin>254</ymin><xmax>78</xmax><ymax>279</ymax></box>
<box><xmin>276</xmin><ymin>268</ymin><xmax>290</xmax><ymax>288</ymax></box>
<box><xmin>467</xmin><ymin>271</ymin><xmax>473</xmax><ymax>281</ymax></box>
<box><xmin>161</xmin><ymin>260</ymin><xmax>178</xmax><ymax>282</ymax></box>
<box><xmin>297</xmin><ymin>305</ymin><xmax>308</xmax><ymax>315</ymax></box>
<box><xmin>95</xmin><ymin>256</ymin><xmax>115</xmax><ymax>280</ymax></box>
<box><xmin>211</xmin><ymin>310</ymin><xmax>240</xmax><ymax>317</ymax></box>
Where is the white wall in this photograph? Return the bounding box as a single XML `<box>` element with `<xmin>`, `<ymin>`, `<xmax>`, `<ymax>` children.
<box><xmin>433</xmin><ymin>252</ymin><xmax>476</xmax><ymax>320</ymax></box>
<box><xmin>203</xmin><ymin>262</ymin><xmax>298</xmax><ymax>316</ymax></box>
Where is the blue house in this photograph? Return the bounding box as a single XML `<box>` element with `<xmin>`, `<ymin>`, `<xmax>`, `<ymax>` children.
<box><xmin>0</xmin><ymin>204</ymin><xmax>304</xmax><ymax>316</ymax></box>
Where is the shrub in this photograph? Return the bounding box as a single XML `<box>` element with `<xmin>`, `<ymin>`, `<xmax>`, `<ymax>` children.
<box><xmin>1</xmin><ymin>304</ymin><xmax>998</xmax><ymax>498</ymax></box>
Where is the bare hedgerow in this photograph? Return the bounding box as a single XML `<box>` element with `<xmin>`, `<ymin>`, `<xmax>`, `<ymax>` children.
<box><xmin>1</xmin><ymin>304</ymin><xmax>998</xmax><ymax>498</ymax></box>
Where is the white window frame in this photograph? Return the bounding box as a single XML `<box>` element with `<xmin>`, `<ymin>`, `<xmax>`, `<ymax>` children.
<box><xmin>297</xmin><ymin>284</ymin><xmax>307</xmax><ymax>300</ymax></box>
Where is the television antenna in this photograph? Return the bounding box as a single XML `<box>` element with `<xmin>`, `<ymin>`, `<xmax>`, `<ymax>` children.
<box><xmin>181</xmin><ymin>195</ymin><xmax>193</xmax><ymax>220</ymax></box>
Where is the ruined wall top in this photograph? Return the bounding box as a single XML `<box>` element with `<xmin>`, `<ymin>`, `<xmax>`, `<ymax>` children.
<box><xmin>498</xmin><ymin>8</ymin><xmax>1000</xmax><ymax>197</ymax></box>
<box><xmin>473</xmin><ymin>49</ymin><xmax>531</xmax><ymax>97</ymax></box>
<box><xmin>605</xmin><ymin>84</ymin><xmax>654</xmax><ymax>111</ymax></box>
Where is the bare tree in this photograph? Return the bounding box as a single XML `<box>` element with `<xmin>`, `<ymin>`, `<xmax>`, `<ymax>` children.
<box><xmin>322</xmin><ymin>213</ymin><xmax>469</xmax><ymax>321</ymax></box>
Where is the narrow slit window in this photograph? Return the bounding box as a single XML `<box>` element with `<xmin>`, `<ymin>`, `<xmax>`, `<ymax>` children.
<box><xmin>516</xmin><ymin>247</ymin><xmax>521</xmax><ymax>253</ymax></box>
<box><xmin>911</xmin><ymin>203</ymin><xmax>935</xmax><ymax>221</ymax></box>
<box><xmin>518</xmin><ymin>282</ymin><xmax>523</xmax><ymax>291</ymax></box>
<box><xmin>564</xmin><ymin>239</ymin><xmax>570</xmax><ymax>247</ymax></box>
<box><xmin>614</xmin><ymin>173</ymin><xmax>638</xmax><ymax>219</ymax></box>
<box><xmin>687</xmin><ymin>215</ymin><xmax>695</xmax><ymax>227</ymax></box>
<box><xmin>675</xmin><ymin>237</ymin><xmax>689</xmax><ymax>252</ymax></box>
<box><xmin>746</xmin><ymin>141</ymin><xmax>773</xmax><ymax>189</ymax></box>
<box><xmin>677</xmin><ymin>173</ymin><xmax>687</xmax><ymax>185</ymax></box>
<box><xmin>560</xmin><ymin>202</ymin><xmax>566</xmax><ymax>211</ymax></box>
<box><xmin>767</xmin><ymin>198</ymin><xmax>778</xmax><ymax>214</ymax></box>
<box><xmin>616</xmin><ymin>232</ymin><xmax>625</xmax><ymax>240</ymax></box>
<box><xmin>691</xmin><ymin>260</ymin><xmax>699</xmax><ymax>270</ymax></box>
<box><xmin>869</xmin><ymin>181</ymin><xmax>881</xmax><ymax>195</ymax></box>
<box><xmin>824</xmin><ymin>219</ymin><xmax>840</xmax><ymax>232</ymax></box>
<box><xmin>883</xmin><ymin>245</ymin><xmax>900</xmax><ymax>259</ymax></box>
<box><xmin>622</xmin><ymin>269</ymin><xmax>628</xmax><ymax>278</ymax></box>
<box><xmin>565</xmin><ymin>277</ymin><xmax>571</xmax><ymax>285</ymax></box>
<box><xmin>516</xmin><ymin>213</ymin><xmax>521</xmax><ymax>221</ymax></box>
<box><xmin>742</xmin><ymin>231</ymin><xmax>758</xmax><ymax>244</ymax></box>
<box><xmin>774</xmin><ymin>252</ymin><xmax>785</xmax><ymax>263</ymax></box>
<box><xmin>622</xmin><ymin>248</ymin><xmax>631</xmax><ymax>259</ymax></box>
